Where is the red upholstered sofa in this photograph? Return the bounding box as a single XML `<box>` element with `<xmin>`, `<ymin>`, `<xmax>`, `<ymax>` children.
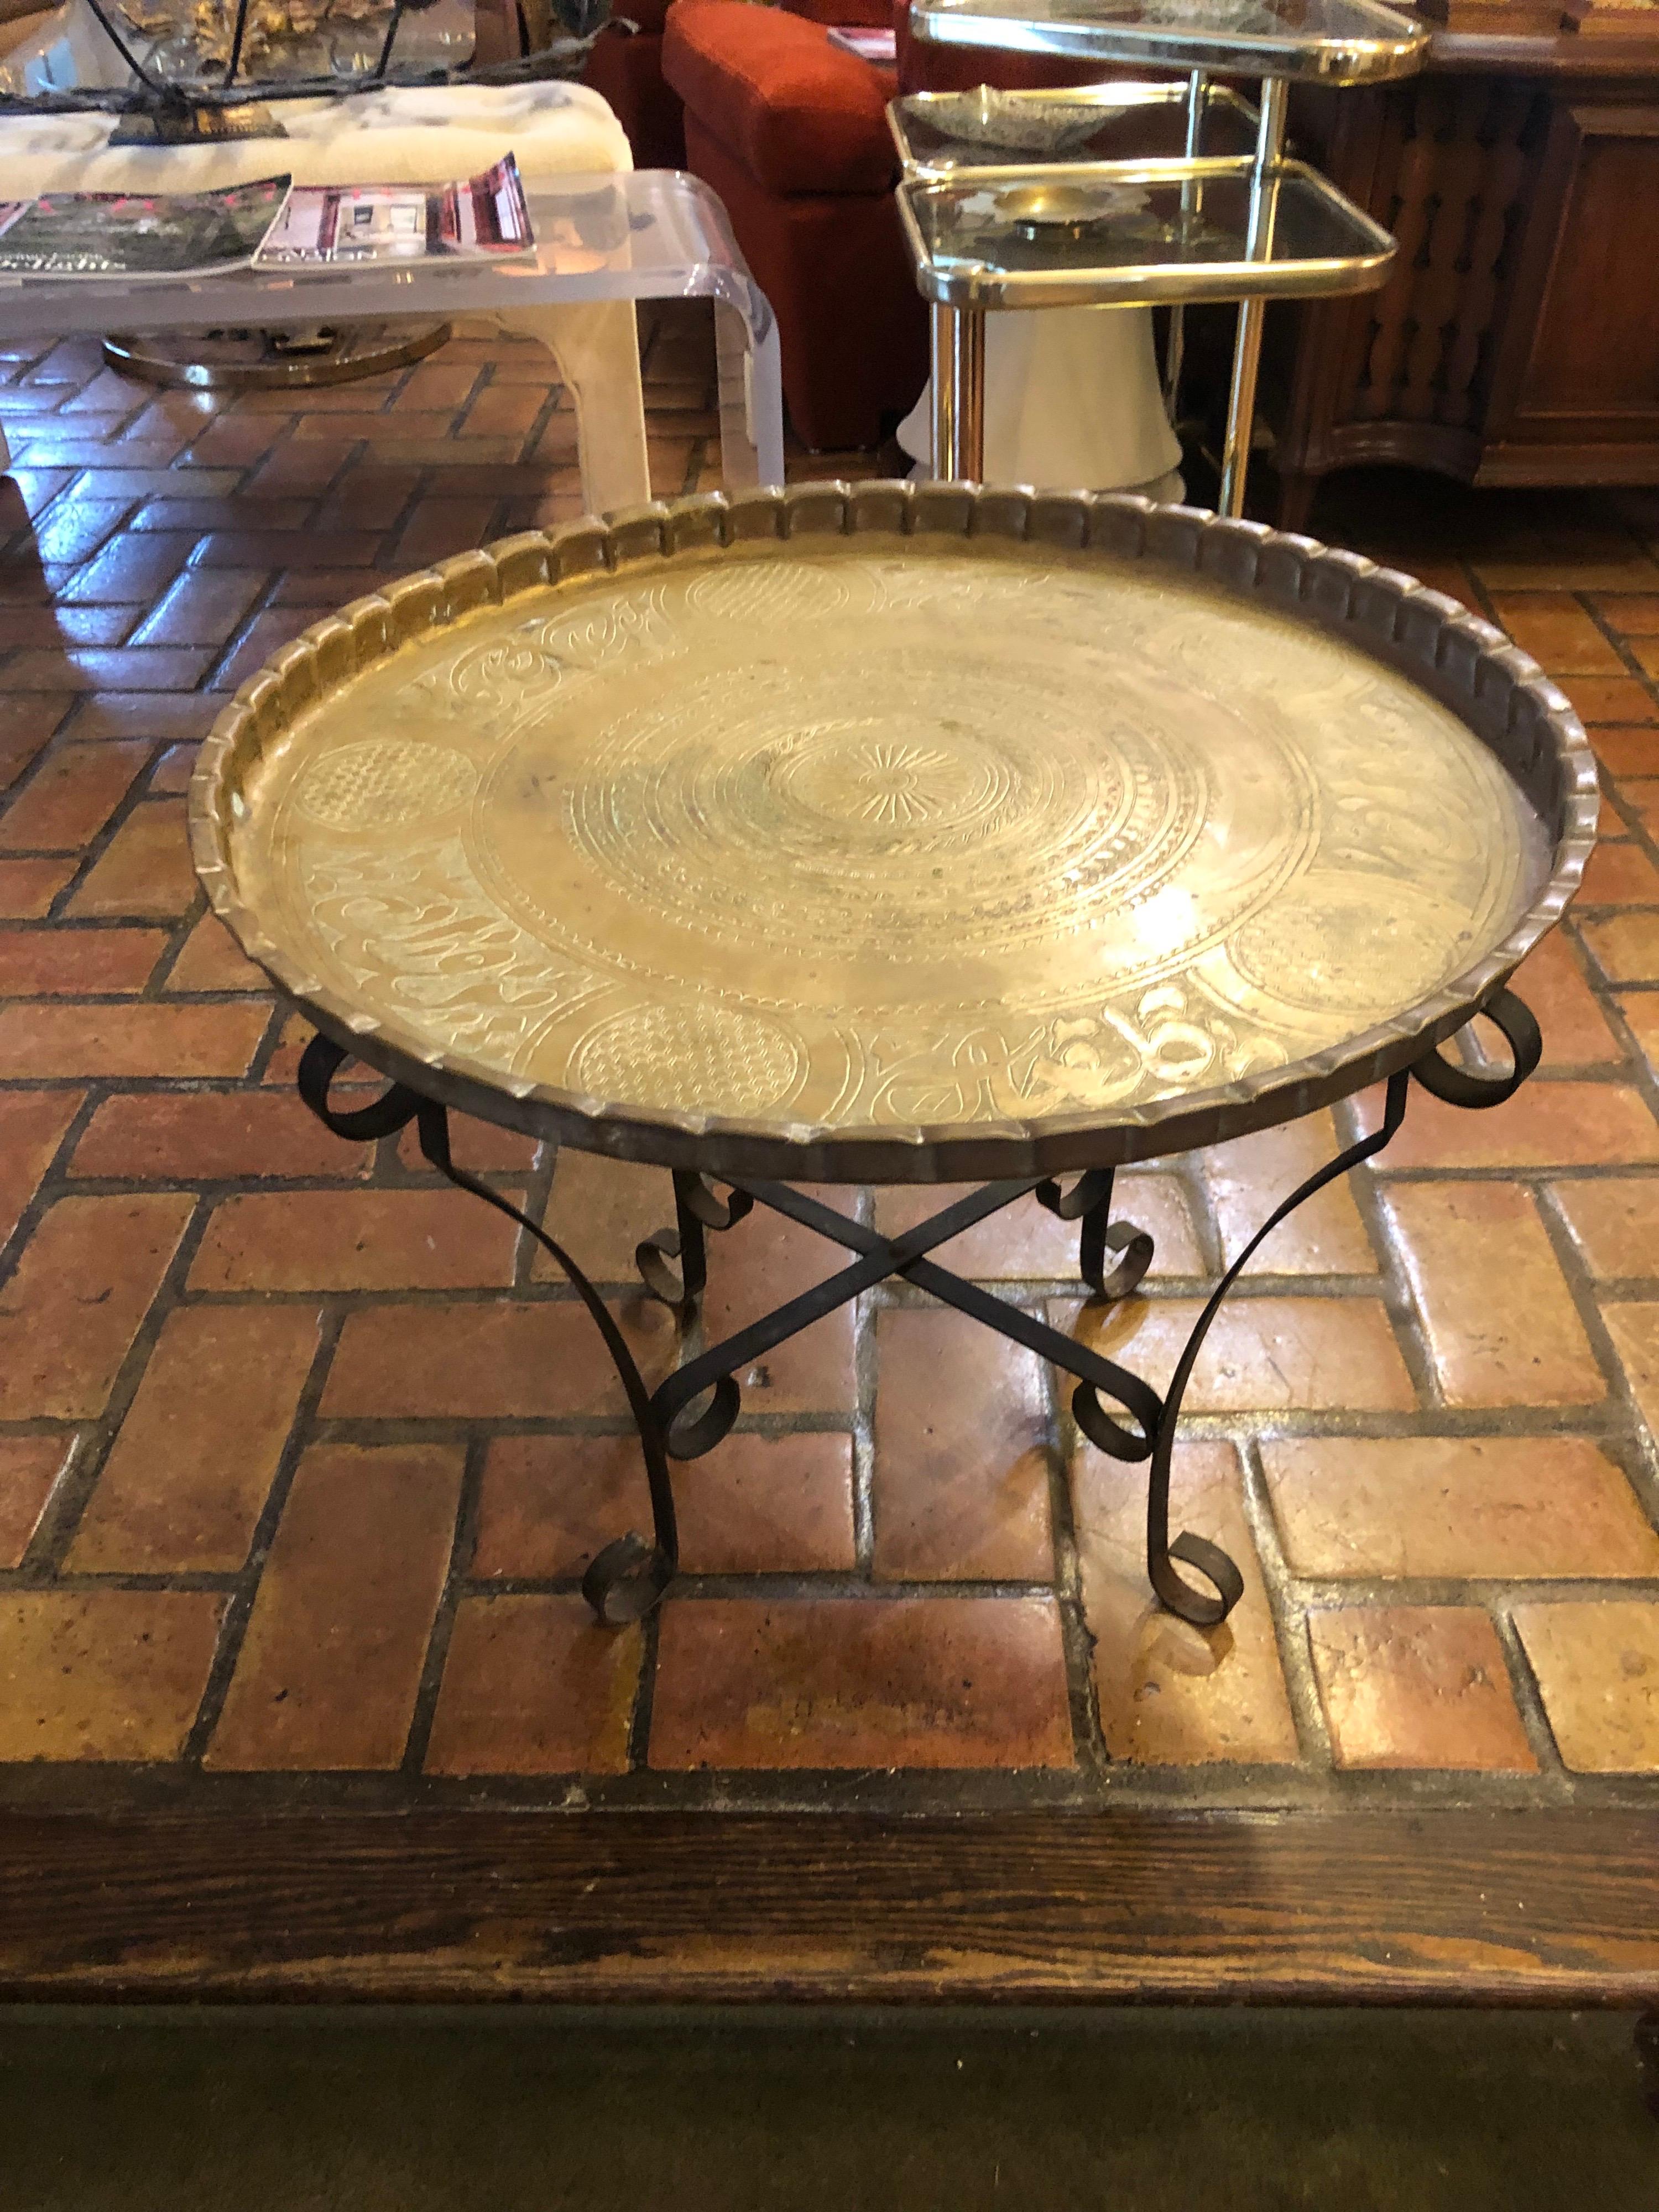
<box><xmin>664</xmin><ymin>0</ymin><xmax>924</xmax><ymax>451</ymax></box>
<box><xmin>583</xmin><ymin>0</ymin><xmax>690</xmax><ymax>170</ymax></box>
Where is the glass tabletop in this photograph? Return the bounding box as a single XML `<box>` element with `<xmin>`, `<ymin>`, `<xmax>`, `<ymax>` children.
<box><xmin>909</xmin><ymin>0</ymin><xmax>1429</xmax><ymax>86</ymax></box>
<box><xmin>889</xmin><ymin>81</ymin><xmax>1261</xmax><ymax>174</ymax></box>
<box><xmin>898</xmin><ymin>159</ymin><xmax>1397</xmax><ymax>306</ymax></box>
<box><xmin>0</xmin><ymin>165</ymin><xmax>775</xmax><ymax>339</ymax></box>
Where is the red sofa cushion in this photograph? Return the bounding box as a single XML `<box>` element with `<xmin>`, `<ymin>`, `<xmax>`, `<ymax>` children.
<box><xmin>664</xmin><ymin>1</ymin><xmax>896</xmax><ymax>195</ymax></box>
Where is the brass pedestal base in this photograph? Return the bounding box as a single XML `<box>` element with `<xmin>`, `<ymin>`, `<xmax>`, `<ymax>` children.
<box><xmin>102</xmin><ymin>319</ymin><xmax>451</xmax><ymax>392</ymax></box>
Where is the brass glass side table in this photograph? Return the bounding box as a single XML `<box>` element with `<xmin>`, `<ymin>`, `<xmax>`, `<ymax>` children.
<box><xmin>895</xmin><ymin>0</ymin><xmax>1428</xmax><ymax>512</ymax></box>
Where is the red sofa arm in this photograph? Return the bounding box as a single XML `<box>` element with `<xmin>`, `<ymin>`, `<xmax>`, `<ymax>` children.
<box><xmin>666</xmin><ymin>0</ymin><xmax>897</xmax><ymax>195</ymax></box>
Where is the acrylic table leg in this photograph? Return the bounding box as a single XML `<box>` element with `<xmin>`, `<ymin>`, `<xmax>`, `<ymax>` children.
<box><xmin>930</xmin><ymin>302</ymin><xmax>986</xmax><ymax>482</ymax></box>
<box><xmin>510</xmin><ymin>298</ymin><xmax>651</xmax><ymax>517</ymax></box>
<box><xmin>714</xmin><ymin>298</ymin><xmax>785</xmax><ymax>491</ymax></box>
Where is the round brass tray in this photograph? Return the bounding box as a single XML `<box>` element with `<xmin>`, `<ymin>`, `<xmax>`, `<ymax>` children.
<box><xmin>190</xmin><ymin>483</ymin><xmax>1597</xmax><ymax>1182</ymax></box>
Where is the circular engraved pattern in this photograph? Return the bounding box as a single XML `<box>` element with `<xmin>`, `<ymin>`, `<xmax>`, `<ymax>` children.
<box><xmin>778</xmin><ymin>723</ymin><xmax>1004</xmax><ymax>833</ymax></box>
<box><xmin>499</xmin><ymin>630</ymin><xmax>1244</xmax><ymax>1007</ymax></box>
<box><xmin>684</xmin><ymin>559</ymin><xmax>852</xmax><ymax>627</ymax></box>
<box><xmin>1231</xmin><ymin>877</ymin><xmax>1475</xmax><ymax>1014</ymax></box>
<box><xmin>572</xmin><ymin>1003</ymin><xmax>804</xmax><ymax>1116</ymax></box>
<box><xmin>298</xmin><ymin>739</ymin><xmax>477</xmax><ymax>832</ymax></box>
<box><xmin>234</xmin><ymin>536</ymin><xmax>1551</xmax><ymax>1150</ymax></box>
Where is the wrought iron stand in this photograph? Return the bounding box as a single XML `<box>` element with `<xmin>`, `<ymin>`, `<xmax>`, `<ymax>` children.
<box><xmin>299</xmin><ymin>987</ymin><xmax>1541</xmax><ymax>1633</ymax></box>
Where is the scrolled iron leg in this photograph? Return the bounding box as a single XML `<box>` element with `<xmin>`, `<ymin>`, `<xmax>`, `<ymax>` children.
<box><xmin>1146</xmin><ymin>1067</ymin><xmax>1414</xmax><ymax>1625</ymax></box>
<box><xmin>1139</xmin><ymin>985</ymin><xmax>1541</xmax><ymax>1627</ymax></box>
<box><xmin>1036</xmin><ymin>1167</ymin><xmax>1153</xmax><ymax>1300</ymax></box>
<box><xmin>636</xmin><ymin>1170</ymin><xmax>754</xmax><ymax>1316</ymax></box>
<box><xmin>294</xmin><ymin>1033</ymin><xmax>677</xmax><ymax>1626</ymax></box>
<box><xmin>1410</xmin><ymin>985</ymin><xmax>1542</xmax><ymax>1111</ymax></box>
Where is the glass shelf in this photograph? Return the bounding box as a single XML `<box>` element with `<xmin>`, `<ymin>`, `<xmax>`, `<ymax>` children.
<box><xmin>908</xmin><ymin>0</ymin><xmax>1428</xmax><ymax>86</ymax></box>
<box><xmin>897</xmin><ymin>156</ymin><xmax>1397</xmax><ymax>307</ymax></box>
<box><xmin>889</xmin><ymin>80</ymin><xmax>1261</xmax><ymax>174</ymax></box>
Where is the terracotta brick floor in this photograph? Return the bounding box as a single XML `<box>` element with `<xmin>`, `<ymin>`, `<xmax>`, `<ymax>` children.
<box><xmin>0</xmin><ymin>302</ymin><xmax>1658</xmax><ymax>1813</ymax></box>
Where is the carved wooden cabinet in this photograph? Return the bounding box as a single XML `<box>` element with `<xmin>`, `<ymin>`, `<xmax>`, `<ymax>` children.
<box><xmin>1266</xmin><ymin>32</ymin><xmax>1659</xmax><ymax>526</ymax></box>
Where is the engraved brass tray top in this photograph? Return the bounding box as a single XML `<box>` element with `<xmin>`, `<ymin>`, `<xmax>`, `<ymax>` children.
<box><xmin>191</xmin><ymin>484</ymin><xmax>1595</xmax><ymax>1183</ymax></box>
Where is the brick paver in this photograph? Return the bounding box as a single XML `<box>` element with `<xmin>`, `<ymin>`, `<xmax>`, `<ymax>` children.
<box><xmin>649</xmin><ymin>1596</ymin><xmax>1076</xmax><ymax>1770</ymax></box>
<box><xmin>204</xmin><ymin>1441</ymin><xmax>463</xmax><ymax>1772</ymax></box>
<box><xmin>1307</xmin><ymin>1606</ymin><xmax>1540</xmax><ymax>1772</ymax></box>
<box><xmin>425</xmin><ymin>1595</ymin><xmax>640</xmax><ymax>1777</ymax></box>
<box><xmin>0</xmin><ymin>1436</ymin><xmax>68</xmax><ymax>1567</ymax></box>
<box><xmin>1076</xmin><ymin>1442</ymin><xmax>1299</xmax><ymax>1766</ymax></box>
<box><xmin>0</xmin><ymin>312</ymin><xmax>1655</xmax><ymax>1809</ymax></box>
<box><xmin>870</xmin><ymin>1307</ymin><xmax>1053</xmax><ymax>1582</ymax></box>
<box><xmin>1512</xmin><ymin>1601</ymin><xmax>1659</xmax><ymax>1772</ymax></box>
<box><xmin>1382</xmin><ymin>1182</ymin><xmax>1603</xmax><ymax>1408</ymax></box>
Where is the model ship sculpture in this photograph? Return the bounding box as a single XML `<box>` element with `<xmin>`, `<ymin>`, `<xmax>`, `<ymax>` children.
<box><xmin>0</xmin><ymin>0</ymin><xmax>611</xmax><ymax>140</ymax></box>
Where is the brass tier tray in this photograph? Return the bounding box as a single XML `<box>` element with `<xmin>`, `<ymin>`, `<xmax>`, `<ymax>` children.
<box><xmin>896</xmin><ymin>159</ymin><xmax>1399</xmax><ymax>310</ymax></box>
<box><xmin>190</xmin><ymin>484</ymin><xmax>1595</xmax><ymax>1184</ymax></box>
<box><xmin>888</xmin><ymin>82</ymin><xmax>1262</xmax><ymax>176</ymax></box>
<box><xmin>908</xmin><ymin>0</ymin><xmax>1430</xmax><ymax>88</ymax></box>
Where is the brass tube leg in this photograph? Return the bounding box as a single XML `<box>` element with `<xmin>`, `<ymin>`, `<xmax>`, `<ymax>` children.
<box><xmin>1218</xmin><ymin>74</ymin><xmax>1287</xmax><ymax>520</ymax></box>
<box><xmin>1164</xmin><ymin>67</ymin><xmax>1207</xmax><ymax>423</ymax></box>
<box><xmin>930</xmin><ymin>303</ymin><xmax>987</xmax><ymax>483</ymax></box>
<box><xmin>930</xmin><ymin>305</ymin><xmax>956</xmax><ymax>479</ymax></box>
<box><xmin>1218</xmin><ymin>301</ymin><xmax>1266</xmax><ymax>519</ymax></box>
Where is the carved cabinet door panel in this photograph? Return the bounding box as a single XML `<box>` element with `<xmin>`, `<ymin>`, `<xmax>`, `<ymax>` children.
<box><xmin>1484</xmin><ymin>101</ymin><xmax>1659</xmax><ymax>463</ymax></box>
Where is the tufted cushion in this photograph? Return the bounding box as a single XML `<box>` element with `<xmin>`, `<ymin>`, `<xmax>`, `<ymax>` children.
<box><xmin>665</xmin><ymin>0</ymin><xmax>896</xmax><ymax>195</ymax></box>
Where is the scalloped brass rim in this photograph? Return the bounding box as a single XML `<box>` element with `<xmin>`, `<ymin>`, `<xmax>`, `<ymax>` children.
<box><xmin>188</xmin><ymin>481</ymin><xmax>1598</xmax><ymax>1181</ymax></box>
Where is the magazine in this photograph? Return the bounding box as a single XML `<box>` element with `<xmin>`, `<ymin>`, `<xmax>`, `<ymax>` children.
<box><xmin>256</xmin><ymin>154</ymin><xmax>534</xmax><ymax>267</ymax></box>
<box><xmin>0</xmin><ymin>176</ymin><xmax>289</xmax><ymax>279</ymax></box>
<box><xmin>827</xmin><ymin>25</ymin><xmax>897</xmax><ymax>59</ymax></box>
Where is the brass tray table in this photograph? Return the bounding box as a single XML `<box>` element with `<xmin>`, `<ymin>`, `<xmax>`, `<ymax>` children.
<box><xmin>191</xmin><ymin>484</ymin><xmax>1595</xmax><ymax>1631</ymax></box>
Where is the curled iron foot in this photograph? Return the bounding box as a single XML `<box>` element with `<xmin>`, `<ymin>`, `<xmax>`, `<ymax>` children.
<box><xmin>1071</xmin><ymin>1379</ymin><xmax>1156</xmax><ymax>1463</ymax></box>
<box><xmin>1150</xmin><ymin>1531</ymin><xmax>1246</xmax><ymax>1629</ymax></box>
<box><xmin>1139</xmin><ymin>1066</ymin><xmax>1417</xmax><ymax>1632</ymax></box>
<box><xmin>635</xmin><ymin>1224</ymin><xmax>697</xmax><ymax>1312</ymax></box>
<box><xmin>582</xmin><ymin>1532</ymin><xmax>675</xmax><ymax>1625</ymax></box>
<box><xmin>1412</xmin><ymin>986</ymin><xmax>1542</xmax><ymax>1109</ymax></box>
<box><xmin>659</xmin><ymin>1373</ymin><xmax>743</xmax><ymax>1460</ymax></box>
<box><xmin>1083</xmin><ymin>1217</ymin><xmax>1154</xmax><ymax>1301</ymax></box>
<box><xmin>295</xmin><ymin>1035</ymin><xmax>685</xmax><ymax>1634</ymax></box>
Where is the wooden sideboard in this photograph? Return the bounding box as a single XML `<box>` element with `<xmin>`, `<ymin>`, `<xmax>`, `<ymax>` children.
<box><xmin>1266</xmin><ymin>25</ymin><xmax>1659</xmax><ymax>526</ymax></box>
